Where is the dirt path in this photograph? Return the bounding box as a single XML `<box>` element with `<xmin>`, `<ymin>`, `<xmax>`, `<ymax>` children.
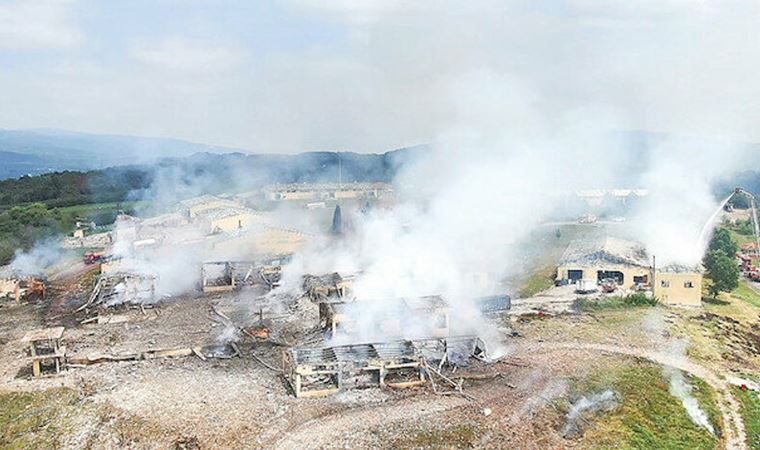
<box><xmin>267</xmin><ymin>396</ymin><xmax>467</xmax><ymax>450</ymax></box>
<box><xmin>527</xmin><ymin>341</ymin><xmax>748</xmax><ymax>450</ymax></box>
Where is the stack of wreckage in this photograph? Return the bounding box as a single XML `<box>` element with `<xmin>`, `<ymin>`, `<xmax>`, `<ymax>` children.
<box><xmin>78</xmin><ymin>272</ymin><xmax>156</xmax><ymax>311</ymax></box>
<box><xmin>283</xmin><ymin>336</ymin><xmax>486</xmax><ymax>398</ymax></box>
<box><xmin>0</xmin><ymin>275</ymin><xmax>46</xmax><ymax>303</ymax></box>
<box><xmin>201</xmin><ymin>255</ymin><xmax>289</xmax><ymax>294</ymax></box>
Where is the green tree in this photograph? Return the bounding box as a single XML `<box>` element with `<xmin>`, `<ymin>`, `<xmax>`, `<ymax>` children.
<box><xmin>703</xmin><ymin>250</ymin><xmax>740</xmax><ymax>298</ymax></box>
<box><xmin>709</xmin><ymin>228</ymin><xmax>738</xmax><ymax>256</ymax></box>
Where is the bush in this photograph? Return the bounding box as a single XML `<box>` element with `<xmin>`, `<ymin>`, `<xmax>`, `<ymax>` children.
<box><xmin>621</xmin><ymin>292</ymin><xmax>659</xmax><ymax>307</ymax></box>
<box><xmin>578</xmin><ymin>292</ymin><xmax>659</xmax><ymax>311</ymax></box>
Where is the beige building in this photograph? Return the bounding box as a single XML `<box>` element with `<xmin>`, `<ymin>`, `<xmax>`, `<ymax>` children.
<box><xmin>557</xmin><ymin>237</ymin><xmax>705</xmax><ymax>306</ymax></box>
<box><xmin>653</xmin><ymin>265</ymin><xmax>703</xmax><ymax>307</ymax></box>
<box><xmin>557</xmin><ymin>237</ymin><xmax>652</xmax><ymax>289</ymax></box>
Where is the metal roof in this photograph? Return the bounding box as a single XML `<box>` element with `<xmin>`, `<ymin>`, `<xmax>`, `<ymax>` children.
<box><xmin>560</xmin><ymin>236</ymin><xmax>650</xmax><ymax>267</ymax></box>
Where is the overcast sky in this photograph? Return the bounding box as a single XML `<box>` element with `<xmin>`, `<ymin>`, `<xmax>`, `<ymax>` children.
<box><xmin>1</xmin><ymin>0</ymin><xmax>759</xmax><ymax>153</ymax></box>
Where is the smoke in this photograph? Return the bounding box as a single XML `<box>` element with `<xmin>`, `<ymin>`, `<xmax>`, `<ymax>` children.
<box><xmin>625</xmin><ymin>138</ymin><xmax>753</xmax><ymax>266</ymax></box>
<box><xmin>642</xmin><ymin>310</ymin><xmax>715</xmax><ymax>434</ymax></box>
<box><xmin>6</xmin><ymin>239</ymin><xmax>67</xmax><ymax>277</ymax></box>
<box><xmin>562</xmin><ymin>390</ymin><xmax>619</xmax><ymax>438</ymax></box>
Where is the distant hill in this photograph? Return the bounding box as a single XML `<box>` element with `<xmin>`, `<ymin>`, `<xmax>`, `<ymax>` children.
<box><xmin>0</xmin><ymin>129</ymin><xmax>248</xmax><ymax>180</ymax></box>
<box><xmin>0</xmin><ymin>146</ymin><xmax>426</xmax><ymax>209</ymax></box>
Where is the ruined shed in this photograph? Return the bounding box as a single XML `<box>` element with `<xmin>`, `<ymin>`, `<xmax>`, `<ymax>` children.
<box><xmin>283</xmin><ymin>336</ymin><xmax>485</xmax><ymax>398</ymax></box>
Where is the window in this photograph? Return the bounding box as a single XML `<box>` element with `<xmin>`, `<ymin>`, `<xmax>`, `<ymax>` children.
<box><xmin>660</xmin><ymin>280</ymin><xmax>670</xmax><ymax>288</ymax></box>
<box><xmin>684</xmin><ymin>281</ymin><xmax>694</xmax><ymax>288</ymax></box>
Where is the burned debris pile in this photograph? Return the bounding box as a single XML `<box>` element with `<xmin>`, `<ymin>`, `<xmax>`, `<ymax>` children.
<box><xmin>0</xmin><ymin>275</ymin><xmax>46</xmax><ymax>304</ymax></box>
<box><xmin>201</xmin><ymin>259</ymin><xmax>282</xmax><ymax>294</ymax></box>
<box><xmin>78</xmin><ymin>272</ymin><xmax>157</xmax><ymax>311</ymax></box>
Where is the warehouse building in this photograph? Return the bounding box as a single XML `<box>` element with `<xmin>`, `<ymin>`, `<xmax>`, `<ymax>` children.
<box><xmin>557</xmin><ymin>236</ymin><xmax>704</xmax><ymax>306</ymax></box>
<box><xmin>557</xmin><ymin>237</ymin><xmax>651</xmax><ymax>289</ymax></box>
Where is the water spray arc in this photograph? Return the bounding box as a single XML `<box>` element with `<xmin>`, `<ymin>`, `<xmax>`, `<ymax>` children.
<box><xmin>697</xmin><ymin>187</ymin><xmax>760</xmax><ymax>256</ymax></box>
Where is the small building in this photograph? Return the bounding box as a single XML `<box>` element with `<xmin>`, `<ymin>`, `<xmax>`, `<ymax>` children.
<box><xmin>283</xmin><ymin>336</ymin><xmax>485</xmax><ymax>398</ymax></box>
<box><xmin>653</xmin><ymin>265</ymin><xmax>703</xmax><ymax>307</ymax></box>
<box><xmin>557</xmin><ymin>237</ymin><xmax>651</xmax><ymax>289</ymax></box>
<box><xmin>201</xmin><ymin>259</ymin><xmax>283</xmax><ymax>293</ymax></box>
<box><xmin>22</xmin><ymin>327</ymin><xmax>66</xmax><ymax>377</ymax></box>
<box><xmin>303</xmin><ymin>272</ymin><xmax>355</xmax><ymax>303</ymax></box>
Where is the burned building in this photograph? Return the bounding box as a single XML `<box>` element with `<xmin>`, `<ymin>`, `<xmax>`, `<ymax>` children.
<box><xmin>201</xmin><ymin>258</ymin><xmax>283</xmax><ymax>293</ymax></box>
<box><xmin>84</xmin><ymin>273</ymin><xmax>157</xmax><ymax>308</ymax></box>
<box><xmin>557</xmin><ymin>236</ymin><xmax>705</xmax><ymax>306</ymax></box>
<box><xmin>0</xmin><ymin>276</ymin><xmax>46</xmax><ymax>303</ymax></box>
<box><xmin>318</xmin><ymin>295</ymin><xmax>450</xmax><ymax>340</ymax></box>
<box><xmin>283</xmin><ymin>336</ymin><xmax>485</xmax><ymax>398</ymax></box>
<box><xmin>557</xmin><ymin>237</ymin><xmax>651</xmax><ymax>289</ymax></box>
<box><xmin>303</xmin><ymin>272</ymin><xmax>355</xmax><ymax>303</ymax></box>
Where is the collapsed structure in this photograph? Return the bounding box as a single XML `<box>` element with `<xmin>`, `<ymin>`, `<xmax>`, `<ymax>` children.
<box><xmin>283</xmin><ymin>336</ymin><xmax>485</xmax><ymax>398</ymax></box>
<box><xmin>0</xmin><ymin>276</ymin><xmax>46</xmax><ymax>303</ymax></box>
<box><xmin>201</xmin><ymin>257</ymin><xmax>285</xmax><ymax>293</ymax></box>
<box><xmin>82</xmin><ymin>273</ymin><xmax>157</xmax><ymax>309</ymax></box>
<box><xmin>557</xmin><ymin>236</ymin><xmax>703</xmax><ymax>306</ymax></box>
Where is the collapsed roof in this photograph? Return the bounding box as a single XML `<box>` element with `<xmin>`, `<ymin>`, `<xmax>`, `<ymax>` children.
<box><xmin>560</xmin><ymin>236</ymin><xmax>650</xmax><ymax>268</ymax></box>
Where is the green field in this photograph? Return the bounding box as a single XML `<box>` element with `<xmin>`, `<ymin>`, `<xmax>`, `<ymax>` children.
<box><xmin>567</xmin><ymin>361</ymin><xmax>721</xmax><ymax>450</ymax></box>
<box><xmin>735</xmin><ymin>386</ymin><xmax>760</xmax><ymax>449</ymax></box>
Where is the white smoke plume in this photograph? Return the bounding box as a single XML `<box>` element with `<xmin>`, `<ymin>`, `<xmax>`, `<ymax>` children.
<box><xmin>6</xmin><ymin>239</ymin><xmax>67</xmax><ymax>277</ymax></box>
<box><xmin>562</xmin><ymin>389</ymin><xmax>619</xmax><ymax>438</ymax></box>
<box><xmin>642</xmin><ymin>310</ymin><xmax>715</xmax><ymax>434</ymax></box>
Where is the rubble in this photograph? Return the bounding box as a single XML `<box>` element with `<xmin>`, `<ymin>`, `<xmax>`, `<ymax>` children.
<box><xmin>78</xmin><ymin>272</ymin><xmax>157</xmax><ymax>311</ymax></box>
<box><xmin>201</xmin><ymin>259</ymin><xmax>282</xmax><ymax>294</ymax></box>
<box><xmin>0</xmin><ymin>276</ymin><xmax>46</xmax><ymax>303</ymax></box>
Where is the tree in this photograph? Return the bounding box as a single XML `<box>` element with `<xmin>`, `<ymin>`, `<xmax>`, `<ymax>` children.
<box><xmin>703</xmin><ymin>250</ymin><xmax>740</xmax><ymax>298</ymax></box>
<box><xmin>709</xmin><ymin>228</ymin><xmax>738</xmax><ymax>256</ymax></box>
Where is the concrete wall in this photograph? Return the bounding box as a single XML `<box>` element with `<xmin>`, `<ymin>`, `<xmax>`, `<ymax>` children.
<box><xmin>653</xmin><ymin>272</ymin><xmax>703</xmax><ymax>306</ymax></box>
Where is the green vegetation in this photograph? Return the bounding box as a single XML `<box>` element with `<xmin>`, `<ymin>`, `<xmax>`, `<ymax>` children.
<box><xmin>568</xmin><ymin>361</ymin><xmax>721</xmax><ymax>450</ymax></box>
<box><xmin>704</xmin><ymin>250</ymin><xmax>740</xmax><ymax>298</ymax></box>
<box><xmin>0</xmin><ymin>168</ymin><xmax>151</xmax><ymax>210</ymax></box>
<box><xmin>577</xmin><ymin>292</ymin><xmax>659</xmax><ymax>311</ymax></box>
<box><xmin>0</xmin><ymin>388</ymin><xmax>78</xmax><ymax>449</ymax></box>
<box><xmin>0</xmin><ymin>201</ymin><xmax>137</xmax><ymax>264</ymax></box>
<box><xmin>382</xmin><ymin>424</ymin><xmax>478</xmax><ymax>449</ymax></box>
<box><xmin>709</xmin><ymin>228</ymin><xmax>739</xmax><ymax>256</ymax></box>
<box><xmin>734</xmin><ymin>387</ymin><xmax>760</xmax><ymax>449</ymax></box>
<box><xmin>731</xmin><ymin>282</ymin><xmax>760</xmax><ymax>308</ymax></box>
<box><xmin>518</xmin><ymin>265</ymin><xmax>556</xmax><ymax>298</ymax></box>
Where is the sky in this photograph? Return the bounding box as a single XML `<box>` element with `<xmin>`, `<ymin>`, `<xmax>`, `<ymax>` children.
<box><xmin>1</xmin><ymin>0</ymin><xmax>760</xmax><ymax>153</ymax></box>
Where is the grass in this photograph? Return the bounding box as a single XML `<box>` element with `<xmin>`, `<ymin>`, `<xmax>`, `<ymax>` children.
<box><xmin>576</xmin><ymin>292</ymin><xmax>659</xmax><ymax>312</ymax></box>
<box><xmin>566</xmin><ymin>361</ymin><xmax>721</xmax><ymax>450</ymax></box>
<box><xmin>0</xmin><ymin>388</ymin><xmax>78</xmax><ymax>449</ymax></box>
<box><xmin>0</xmin><ymin>388</ymin><xmax>163</xmax><ymax>449</ymax></box>
<box><xmin>731</xmin><ymin>282</ymin><xmax>760</xmax><ymax>308</ymax></box>
<box><xmin>518</xmin><ymin>265</ymin><xmax>556</xmax><ymax>298</ymax></box>
<box><xmin>727</xmin><ymin>228</ymin><xmax>755</xmax><ymax>247</ymax></box>
<box><xmin>55</xmin><ymin>200</ymin><xmax>147</xmax><ymax>227</ymax></box>
<box><xmin>401</xmin><ymin>424</ymin><xmax>477</xmax><ymax>448</ymax></box>
<box><xmin>734</xmin><ymin>387</ymin><xmax>760</xmax><ymax>449</ymax></box>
